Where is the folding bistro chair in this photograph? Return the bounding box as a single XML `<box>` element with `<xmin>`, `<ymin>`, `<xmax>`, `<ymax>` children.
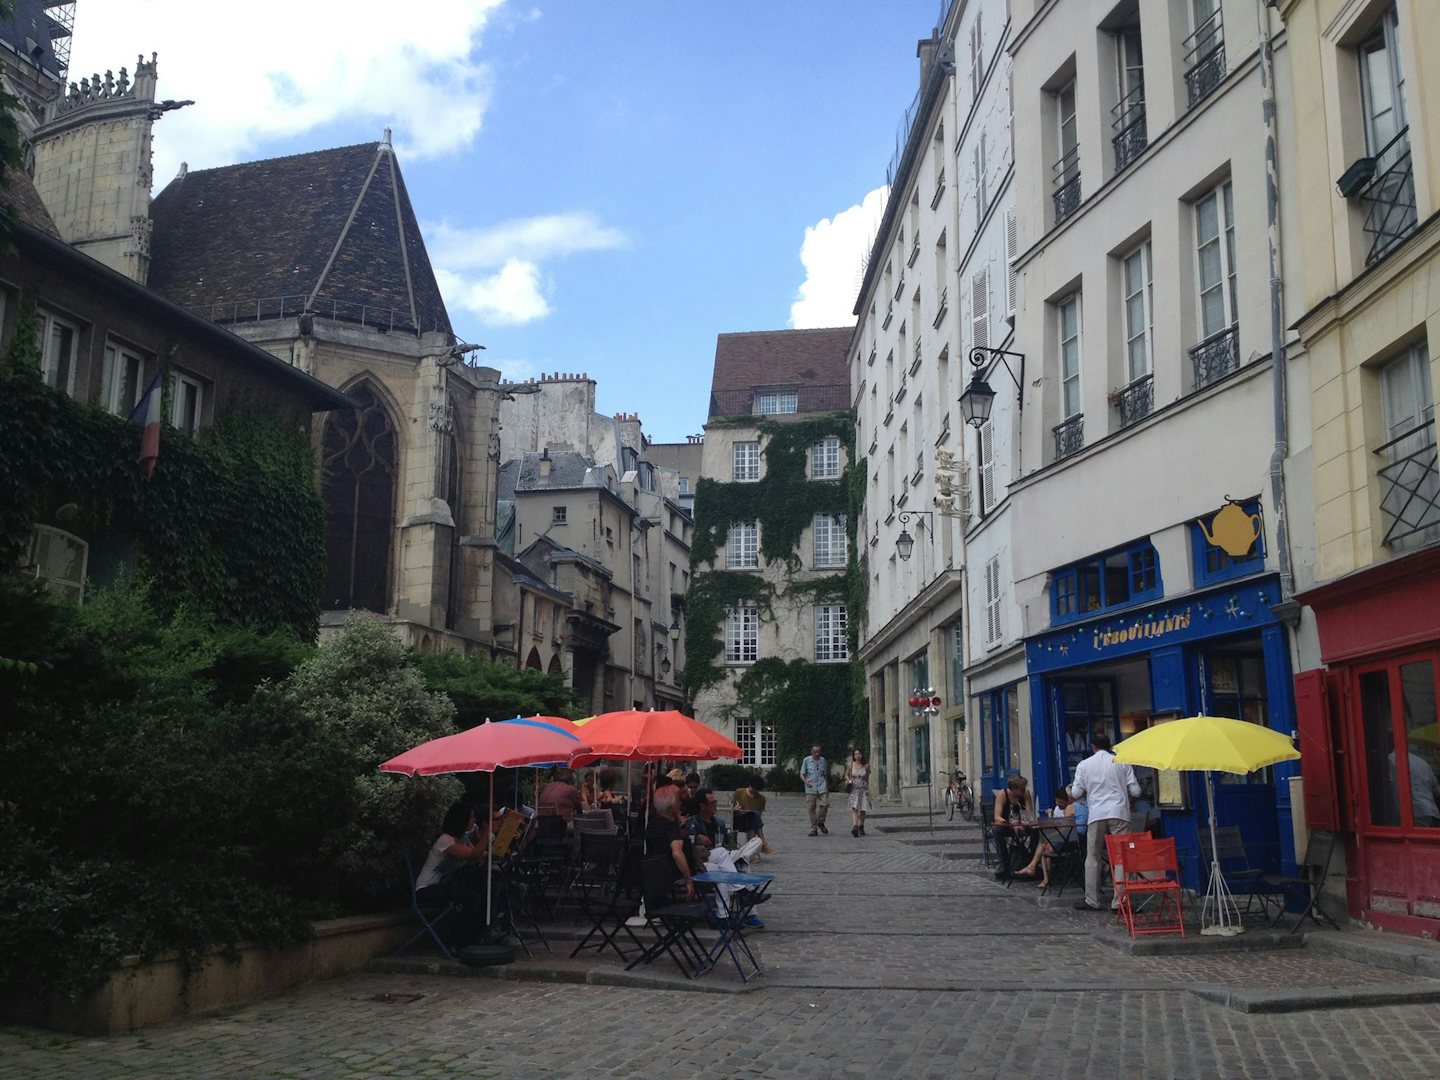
<box><xmin>494</xmin><ymin>817</ymin><xmax>551</xmax><ymax>958</ymax></box>
<box><xmin>396</xmin><ymin>852</ymin><xmax>457</xmax><ymax>959</ymax></box>
<box><xmin>1260</xmin><ymin>830</ymin><xmax>1341</xmax><ymax>933</ymax></box>
<box><xmin>979</xmin><ymin>799</ymin><xmax>997</xmax><ymax>867</ymax></box>
<box><xmin>569</xmin><ymin>834</ymin><xmax>643</xmax><ymax>959</ymax></box>
<box><xmin>1106</xmin><ymin>834</ymin><xmax>1185</xmax><ymax>938</ymax></box>
<box><xmin>1197</xmin><ymin>825</ymin><xmax>1281</xmax><ymax>921</ymax></box>
<box><xmin>625</xmin><ymin>855</ymin><xmax>710</xmax><ymax>979</ymax></box>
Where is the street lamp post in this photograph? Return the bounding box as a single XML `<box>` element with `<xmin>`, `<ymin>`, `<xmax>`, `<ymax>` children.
<box><xmin>960</xmin><ymin>347</ymin><xmax>1026</xmax><ymax>429</ymax></box>
<box><xmin>895</xmin><ymin>509</ymin><xmax>935</xmax><ymax>563</ymax></box>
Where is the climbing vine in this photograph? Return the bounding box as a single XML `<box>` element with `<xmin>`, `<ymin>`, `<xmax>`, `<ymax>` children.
<box><xmin>0</xmin><ymin>345</ymin><xmax>325</xmax><ymax>635</ymax></box>
<box><xmin>685</xmin><ymin>412</ymin><xmax>869</xmax><ymax>754</ymax></box>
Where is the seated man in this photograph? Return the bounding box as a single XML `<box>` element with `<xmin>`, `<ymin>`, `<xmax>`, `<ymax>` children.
<box><xmin>645</xmin><ymin>785</ymin><xmax>697</xmax><ymax>901</ymax></box>
<box><xmin>537</xmin><ymin>768</ymin><xmax>584</xmax><ymax>823</ymax></box>
<box><xmin>686</xmin><ymin>788</ymin><xmax>763</xmax><ymax>926</ymax></box>
<box><xmin>731</xmin><ymin>776</ymin><xmax>774</xmax><ymax>855</ymax></box>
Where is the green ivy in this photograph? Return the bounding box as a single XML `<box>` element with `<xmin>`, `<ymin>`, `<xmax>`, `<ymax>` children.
<box><xmin>682</xmin><ymin>570</ymin><xmax>776</xmax><ymax>700</ymax></box>
<box><xmin>733</xmin><ymin>658</ymin><xmax>862</xmax><ymax>763</ymax></box>
<box><xmin>0</xmin><ymin>357</ymin><xmax>324</xmax><ymax>635</ymax></box>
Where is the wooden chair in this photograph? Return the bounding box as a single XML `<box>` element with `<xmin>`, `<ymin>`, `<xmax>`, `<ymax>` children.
<box><xmin>1106</xmin><ymin>834</ymin><xmax>1185</xmax><ymax>938</ymax></box>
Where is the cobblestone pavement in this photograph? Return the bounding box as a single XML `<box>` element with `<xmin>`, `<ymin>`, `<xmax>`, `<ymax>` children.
<box><xmin>4</xmin><ymin>794</ymin><xmax>1440</xmax><ymax>1079</ymax></box>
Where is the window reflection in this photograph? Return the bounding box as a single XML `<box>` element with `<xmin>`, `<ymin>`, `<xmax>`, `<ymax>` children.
<box><xmin>1400</xmin><ymin>661</ymin><xmax>1440</xmax><ymax>828</ymax></box>
<box><xmin>1360</xmin><ymin>670</ymin><xmax>1402</xmax><ymax>827</ymax></box>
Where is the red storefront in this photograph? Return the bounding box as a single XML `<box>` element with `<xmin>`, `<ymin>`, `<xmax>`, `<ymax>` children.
<box><xmin>1296</xmin><ymin>545</ymin><xmax>1440</xmax><ymax>939</ymax></box>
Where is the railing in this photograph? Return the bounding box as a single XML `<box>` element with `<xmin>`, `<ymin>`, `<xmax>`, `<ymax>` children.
<box><xmin>1053</xmin><ymin>415</ymin><xmax>1085</xmax><ymax>461</ymax></box>
<box><xmin>1190</xmin><ymin>325</ymin><xmax>1240</xmax><ymax>391</ymax></box>
<box><xmin>1114</xmin><ymin>372</ymin><xmax>1154</xmax><ymax>427</ymax></box>
<box><xmin>933</xmin><ymin>287</ymin><xmax>948</xmax><ymax>328</ymax></box>
<box><xmin>1110</xmin><ymin>83</ymin><xmax>1147</xmax><ymax>174</ymax></box>
<box><xmin>204</xmin><ymin>295</ymin><xmax>416</xmax><ymax>333</ymax></box>
<box><xmin>1375</xmin><ymin>421</ymin><xmax>1440</xmax><ymax>547</ymax></box>
<box><xmin>883</xmin><ymin>302</ymin><xmax>894</xmax><ymax>329</ymax></box>
<box><xmin>931</xmin><ymin>167</ymin><xmax>947</xmax><ymax>209</ymax></box>
<box><xmin>1183</xmin><ymin>6</ymin><xmax>1226</xmax><ymax>108</ymax></box>
<box><xmin>911</xmin><ymin>339</ymin><xmax>923</xmax><ymax>373</ymax></box>
<box><xmin>894</xmin><ymin>274</ymin><xmax>906</xmax><ymax>302</ymax></box>
<box><xmin>707</xmin><ymin>383</ymin><xmax>851</xmax><ymax>419</ymax></box>
<box><xmin>1356</xmin><ymin>128</ymin><xmax>1418</xmax><ymax>265</ymax></box>
<box><xmin>909</xmin><ymin>238</ymin><xmax>921</xmax><ymax>267</ymax></box>
<box><xmin>1052</xmin><ymin>146</ymin><xmax>1081</xmax><ymax>225</ymax></box>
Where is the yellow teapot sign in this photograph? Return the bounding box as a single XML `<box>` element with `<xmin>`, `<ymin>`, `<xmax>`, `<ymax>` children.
<box><xmin>1198</xmin><ymin>498</ymin><xmax>1262</xmax><ymax>558</ymax></box>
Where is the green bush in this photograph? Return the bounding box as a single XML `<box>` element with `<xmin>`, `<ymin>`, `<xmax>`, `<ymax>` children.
<box><xmin>765</xmin><ymin>765</ymin><xmax>805</xmax><ymax>792</ymax></box>
<box><xmin>415</xmin><ymin>650</ymin><xmax>580</xmax><ymax>727</ymax></box>
<box><xmin>703</xmin><ymin>763</ymin><xmax>756</xmax><ymax>792</ymax></box>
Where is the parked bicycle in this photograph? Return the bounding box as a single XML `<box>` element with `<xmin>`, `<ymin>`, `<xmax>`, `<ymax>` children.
<box><xmin>942</xmin><ymin>769</ymin><xmax>975</xmax><ymax>821</ymax></box>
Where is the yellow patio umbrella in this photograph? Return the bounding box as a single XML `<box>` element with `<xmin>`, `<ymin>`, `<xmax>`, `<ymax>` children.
<box><xmin>1114</xmin><ymin>715</ymin><xmax>1300</xmax><ymax>936</ymax></box>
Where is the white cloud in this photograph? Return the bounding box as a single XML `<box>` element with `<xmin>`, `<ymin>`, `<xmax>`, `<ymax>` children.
<box><xmin>67</xmin><ymin>0</ymin><xmax>506</xmax><ymax>179</ymax></box>
<box><xmin>790</xmin><ymin>186</ymin><xmax>889</xmax><ymax>329</ymax></box>
<box><xmin>429</xmin><ymin>213</ymin><xmax>628</xmax><ymax>325</ymax></box>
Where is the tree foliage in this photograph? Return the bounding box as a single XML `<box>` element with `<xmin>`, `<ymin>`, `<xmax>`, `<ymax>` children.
<box><xmin>415</xmin><ymin>650</ymin><xmax>582</xmax><ymax>728</ymax></box>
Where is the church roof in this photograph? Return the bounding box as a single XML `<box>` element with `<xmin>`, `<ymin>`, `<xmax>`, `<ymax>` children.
<box><xmin>148</xmin><ymin>140</ymin><xmax>452</xmax><ymax>336</ymax></box>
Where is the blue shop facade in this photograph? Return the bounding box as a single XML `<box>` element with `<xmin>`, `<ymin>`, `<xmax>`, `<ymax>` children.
<box><xmin>1024</xmin><ymin>574</ymin><xmax>1300</xmax><ymax>888</ymax></box>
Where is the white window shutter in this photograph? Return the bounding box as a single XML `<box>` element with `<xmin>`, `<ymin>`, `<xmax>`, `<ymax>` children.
<box><xmin>1004</xmin><ymin>208</ymin><xmax>1018</xmax><ymax>321</ymax></box>
<box><xmin>980</xmin><ymin>420</ymin><xmax>995</xmax><ymax>513</ymax></box>
<box><xmin>971</xmin><ymin>267</ymin><xmax>990</xmax><ymax>352</ymax></box>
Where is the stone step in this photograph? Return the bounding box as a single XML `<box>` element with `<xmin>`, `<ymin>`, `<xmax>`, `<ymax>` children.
<box><xmin>889</xmin><ymin>835</ymin><xmax>986</xmax><ymax>849</ymax></box>
<box><xmin>875</xmin><ymin>821</ymin><xmax>984</xmax><ymax>834</ymax></box>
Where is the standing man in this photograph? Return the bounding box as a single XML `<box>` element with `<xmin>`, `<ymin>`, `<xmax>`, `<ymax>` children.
<box><xmin>1069</xmin><ymin>734</ymin><xmax>1140</xmax><ymax>912</ymax></box>
<box><xmin>801</xmin><ymin>744</ymin><xmax>830</xmax><ymax>836</ymax></box>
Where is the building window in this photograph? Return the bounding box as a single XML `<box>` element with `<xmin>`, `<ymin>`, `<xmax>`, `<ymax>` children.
<box><xmin>1190</xmin><ymin>500</ymin><xmax>1266</xmax><ymax>585</ymax></box>
<box><xmin>813</xmin><ymin>513</ymin><xmax>847</xmax><ymax>568</ymax></box>
<box><xmin>1052</xmin><ymin>80</ymin><xmax>1081</xmax><ymax>224</ymax></box>
<box><xmin>1051</xmin><ymin>540</ymin><xmax>1163</xmax><ymax>623</ymax></box>
<box><xmin>1117</xmin><ymin>240</ymin><xmax>1155</xmax><ymax>426</ymax></box>
<box><xmin>732</xmin><ymin>441</ymin><xmax>760</xmax><ymax>481</ymax></box>
<box><xmin>984</xmin><ymin>555</ymin><xmax>1003</xmax><ymax>646</ymax></box>
<box><xmin>1377</xmin><ymin>342</ymin><xmax>1438</xmax><ymax>548</ymax></box>
<box><xmin>948</xmin><ymin>619</ymin><xmax>964</xmax><ymax>702</ymax></box>
<box><xmin>1184</xmin><ymin>0</ymin><xmax>1227</xmax><ymax>108</ymax></box>
<box><xmin>1192</xmin><ymin>180</ymin><xmax>1240</xmax><ymax>389</ymax></box>
<box><xmin>815</xmin><ymin>604</ymin><xmax>848</xmax><ymax>662</ymax></box>
<box><xmin>25</xmin><ymin>524</ymin><xmax>87</xmax><ymax>604</ymax></box>
<box><xmin>552</xmin><ymin>506</ymin><xmax>567</xmax><ymax>525</ymax></box>
<box><xmin>724</xmin><ymin>605</ymin><xmax>758</xmax><ymax>664</ymax></box>
<box><xmin>735</xmin><ymin>717</ymin><xmax>756</xmax><ymax>765</ymax></box>
<box><xmin>1355</xmin><ymin>5</ymin><xmax>1415</xmax><ymax>263</ymax></box>
<box><xmin>812</xmin><ymin>435</ymin><xmax>841</xmax><ymax>479</ymax></box>
<box><xmin>102</xmin><ymin>343</ymin><xmax>147</xmax><ymax>416</ymax></box>
<box><xmin>726</xmin><ymin>521</ymin><xmax>759</xmax><ymax>569</ymax></box>
<box><xmin>754</xmin><ymin>390</ymin><xmax>797</xmax><ymax>415</ymax></box>
<box><xmin>322</xmin><ymin>382</ymin><xmax>397</xmax><ymax>613</ymax></box>
<box><xmin>171</xmin><ymin>371</ymin><xmax>204</xmax><ymax>436</ymax></box>
<box><xmin>677</xmin><ymin>477</ymin><xmax>690</xmax><ymax>493</ymax></box>
<box><xmin>1111</xmin><ymin>24</ymin><xmax>1147</xmax><ymax>173</ymax></box>
<box><xmin>40</xmin><ymin>310</ymin><xmax>77</xmax><ymax>396</ymax></box>
<box><xmin>1059</xmin><ymin>293</ymin><xmax>1082</xmax><ymax>418</ymax></box>
<box><xmin>912</xmin><ymin>723</ymin><xmax>932</xmax><ymax>784</ymax></box>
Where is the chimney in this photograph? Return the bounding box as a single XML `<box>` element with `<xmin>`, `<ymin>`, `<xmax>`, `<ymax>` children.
<box><xmin>917</xmin><ymin>31</ymin><xmax>941</xmax><ymax>86</ymax></box>
<box><xmin>538</xmin><ymin>448</ymin><xmax>552</xmax><ymax>478</ymax></box>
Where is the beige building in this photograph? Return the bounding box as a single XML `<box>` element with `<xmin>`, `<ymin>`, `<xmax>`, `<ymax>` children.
<box><xmin>1280</xmin><ymin>0</ymin><xmax>1440</xmax><ymax>938</ymax></box>
<box><xmin>690</xmin><ymin>329</ymin><xmax>853</xmax><ymax>768</ymax></box>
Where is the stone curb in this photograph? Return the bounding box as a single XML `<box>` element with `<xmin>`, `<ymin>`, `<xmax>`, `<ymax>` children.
<box><xmin>1187</xmin><ymin>981</ymin><xmax>1440</xmax><ymax>1014</ymax></box>
<box><xmin>1302</xmin><ymin>929</ymin><xmax>1440</xmax><ymax>981</ymax></box>
<box><xmin>368</xmin><ymin>955</ymin><xmax>760</xmax><ymax>995</ymax></box>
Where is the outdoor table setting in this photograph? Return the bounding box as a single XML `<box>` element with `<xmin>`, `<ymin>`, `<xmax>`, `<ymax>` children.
<box><xmin>691</xmin><ymin>869</ymin><xmax>772</xmax><ymax>983</ymax></box>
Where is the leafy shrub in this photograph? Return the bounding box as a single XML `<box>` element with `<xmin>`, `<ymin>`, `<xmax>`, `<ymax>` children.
<box><xmin>703</xmin><ymin>763</ymin><xmax>755</xmax><ymax>792</ymax></box>
<box><xmin>765</xmin><ymin>765</ymin><xmax>805</xmax><ymax>792</ymax></box>
<box><xmin>415</xmin><ymin>650</ymin><xmax>580</xmax><ymax>727</ymax></box>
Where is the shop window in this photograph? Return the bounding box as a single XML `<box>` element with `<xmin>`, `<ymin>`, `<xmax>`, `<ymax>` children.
<box><xmin>1358</xmin><ymin>659</ymin><xmax>1440</xmax><ymax>830</ymax></box>
<box><xmin>1189</xmin><ymin>500</ymin><xmax>1265</xmax><ymax>585</ymax></box>
<box><xmin>1206</xmin><ymin>652</ymin><xmax>1271</xmax><ymax>783</ymax></box>
<box><xmin>912</xmin><ymin>723</ymin><xmax>931</xmax><ymax>784</ymax></box>
<box><xmin>1050</xmin><ymin>540</ymin><xmax>1162</xmax><ymax>624</ymax></box>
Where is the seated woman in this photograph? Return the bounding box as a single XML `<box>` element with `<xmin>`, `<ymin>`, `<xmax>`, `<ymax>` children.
<box><xmin>993</xmin><ymin>774</ymin><xmax>1039</xmax><ymax>879</ymax></box>
<box><xmin>579</xmin><ymin>770</ymin><xmax>598</xmax><ymax>811</ymax></box>
<box><xmin>415</xmin><ymin>800</ymin><xmax>500</xmax><ymax>945</ymax></box>
<box><xmin>1016</xmin><ymin>788</ymin><xmax>1079</xmax><ymax>887</ymax></box>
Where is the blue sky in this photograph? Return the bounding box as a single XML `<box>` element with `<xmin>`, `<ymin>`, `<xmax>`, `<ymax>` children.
<box><xmin>72</xmin><ymin>1</ymin><xmax>943</xmax><ymax>441</ymax></box>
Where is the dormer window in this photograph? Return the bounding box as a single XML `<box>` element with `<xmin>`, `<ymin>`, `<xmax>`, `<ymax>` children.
<box><xmin>754</xmin><ymin>390</ymin><xmax>798</xmax><ymax>415</ymax></box>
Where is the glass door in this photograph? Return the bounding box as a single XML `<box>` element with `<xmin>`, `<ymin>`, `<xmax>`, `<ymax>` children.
<box><xmin>1054</xmin><ymin>678</ymin><xmax>1118</xmax><ymax>787</ymax></box>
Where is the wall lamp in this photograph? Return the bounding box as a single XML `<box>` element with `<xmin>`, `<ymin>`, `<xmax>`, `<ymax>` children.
<box><xmin>960</xmin><ymin>347</ymin><xmax>1026</xmax><ymax>428</ymax></box>
<box><xmin>895</xmin><ymin>509</ymin><xmax>935</xmax><ymax>562</ymax></box>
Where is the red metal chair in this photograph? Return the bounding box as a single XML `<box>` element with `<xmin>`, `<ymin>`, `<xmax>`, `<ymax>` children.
<box><xmin>1105</xmin><ymin>834</ymin><xmax>1185</xmax><ymax>938</ymax></box>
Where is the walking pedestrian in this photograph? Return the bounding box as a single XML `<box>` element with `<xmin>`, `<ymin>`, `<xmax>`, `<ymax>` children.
<box><xmin>800</xmin><ymin>744</ymin><xmax>830</xmax><ymax>835</ymax></box>
<box><xmin>1069</xmin><ymin>733</ymin><xmax>1141</xmax><ymax>912</ymax></box>
<box><xmin>845</xmin><ymin>748</ymin><xmax>872</xmax><ymax>836</ymax></box>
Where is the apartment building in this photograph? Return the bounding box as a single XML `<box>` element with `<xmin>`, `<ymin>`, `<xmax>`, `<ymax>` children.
<box><xmin>1280</xmin><ymin>0</ymin><xmax>1440</xmax><ymax>937</ymax></box>
<box><xmin>1006</xmin><ymin>0</ymin><xmax>1314</xmax><ymax>880</ymax></box>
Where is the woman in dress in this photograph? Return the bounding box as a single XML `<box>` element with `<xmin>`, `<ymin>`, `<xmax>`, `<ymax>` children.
<box><xmin>847</xmin><ymin>748</ymin><xmax>873</xmax><ymax>837</ymax></box>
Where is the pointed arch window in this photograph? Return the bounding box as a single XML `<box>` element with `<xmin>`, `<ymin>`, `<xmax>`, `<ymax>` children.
<box><xmin>323</xmin><ymin>383</ymin><xmax>398</xmax><ymax>612</ymax></box>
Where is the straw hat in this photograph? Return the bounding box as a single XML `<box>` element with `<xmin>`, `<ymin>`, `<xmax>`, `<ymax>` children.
<box><xmin>665</xmin><ymin>768</ymin><xmax>687</xmax><ymax>782</ymax></box>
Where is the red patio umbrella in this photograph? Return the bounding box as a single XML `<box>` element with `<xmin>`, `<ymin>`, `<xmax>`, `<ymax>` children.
<box><xmin>570</xmin><ymin>709</ymin><xmax>741</xmax><ymax>764</ymax></box>
<box><xmin>381</xmin><ymin>718</ymin><xmax>592</xmax><ymax>925</ymax></box>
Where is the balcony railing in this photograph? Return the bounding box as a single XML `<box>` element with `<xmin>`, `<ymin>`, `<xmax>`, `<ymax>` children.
<box><xmin>1183</xmin><ymin>7</ymin><xmax>1226</xmax><ymax>108</ymax></box>
<box><xmin>1190</xmin><ymin>324</ymin><xmax>1240</xmax><ymax>391</ymax></box>
<box><xmin>1052</xmin><ymin>145</ymin><xmax>1081</xmax><ymax>225</ymax></box>
<box><xmin>911</xmin><ymin>339</ymin><xmax>923</xmax><ymax>374</ymax></box>
<box><xmin>1110</xmin><ymin>83</ymin><xmax>1147</xmax><ymax>174</ymax></box>
<box><xmin>933</xmin><ymin>286</ymin><xmax>948</xmax><ymax>328</ymax></box>
<box><xmin>1351</xmin><ymin>128</ymin><xmax>1418</xmax><ymax>265</ymax></box>
<box><xmin>1053</xmin><ymin>415</ymin><xmax>1085</xmax><ymax>461</ymax></box>
<box><xmin>1376</xmin><ymin>421</ymin><xmax>1440</xmax><ymax>548</ymax></box>
<box><xmin>1114</xmin><ymin>372</ymin><xmax>1154</xmax><ymax>427</ymax></box>
<box><xmin>931</xmin><ymin>168</ymin><xmax>947</xmax><ymax>209</ymax></box>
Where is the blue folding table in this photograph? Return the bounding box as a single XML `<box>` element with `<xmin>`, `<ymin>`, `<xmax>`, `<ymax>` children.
<box><xmin>691</xmin><ymin>870</ymin><xmax>772</xmax><ymax>982</ymax></box>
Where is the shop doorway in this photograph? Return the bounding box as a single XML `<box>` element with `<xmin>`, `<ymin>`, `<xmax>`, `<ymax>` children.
<box><xmin>1052</xmin><ymin>678</ymin><xmax>1119</xmax><ymax>789</ymax></box>
<box><xmin>976</xmin><ymin>685</ymin><xmax>1021</xmax><ymax>796</ymax></box>
<box><xmin>1201</xmin><ymin>645</ymin><xmax>1282</xmax><ymax>872</ymax></box>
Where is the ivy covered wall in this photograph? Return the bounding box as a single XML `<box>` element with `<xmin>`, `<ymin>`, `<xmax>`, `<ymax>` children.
<box><xmin>1</xmin><ymin>339</ymin><xmax>326</xmax><ymax>636</ymax></box>
<box><xmin>684</xmin><ymin>412</ymin><xmax>868</xmax><ymax>761</ymax></box>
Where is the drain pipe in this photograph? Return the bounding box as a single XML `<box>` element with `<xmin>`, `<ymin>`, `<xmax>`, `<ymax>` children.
<box><xmin>1257</xmin><ymin>0</ymin><xmax>1295</xmax><ymax>603</ymax></box>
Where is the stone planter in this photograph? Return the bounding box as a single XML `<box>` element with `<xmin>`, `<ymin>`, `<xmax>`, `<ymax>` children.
<box><xmin>1</xmin><ymin>911</ymin><xmax>413</xmax><ymax>1035</ymax></box>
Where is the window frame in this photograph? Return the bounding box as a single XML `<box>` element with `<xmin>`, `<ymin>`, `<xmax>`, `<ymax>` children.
<box><xmin>1194</xmin><ymin>180</ymin><xmax>1237</xmax><ymax>340</ymax></box>
<box><xmin>814</xmin><ymin>603</ymin><xmax>849</xmax><ymax>663</ymax></box>
<box><xmin>551</xmin><ymin>505</ymin><xmax>568</xmax><ymax>525</ymax></box>
<box><xmin>102</xmin><ymin>341</ymin><xmax>150</xmax><ymax>417</ymax></box>
<box><xmin>754</xmin><ymin>390</ymin><xmax>798</xmax><ymax>415</ymax></box>
<box><xmin>1358</xmin><ymin>5</ymin><xmax>1406</xmax><ymax>156</ymax></box>
<box><xmin>1121</xmin><ymin>240</ymin><xmax>1154</xmax><ymax>382</ymax></box>
<box><xmin>812</xmin><ymin>435</ymin><xmax>842</xmax><ymax>479</ymax></box>
<box><xmin>732</xmin><ymin>440</ymin><xmax>760</xmax><ymax>482</ymax></box>
<box><xmin>171</xmin><ymin>370</ymin><xmax>205</xmax><ymax>436</ymax></box>
<box><xmin>1050</xmin><ymin>540</ymin><xmax>1165</xmax><ymax>624</ymax></box>
<box><xmin>812</xmin><ymin>512</ymin><xmax>848</xmax><ymax>568</ymax></box>
<box><xmin>25</xmin><ymin>524</ymin><xmax>88</xmax><ymax>604</ymax></box>
<box><xmin>724</xmin><ymin>604</ymin><xmax>759</xmax><ymax>665</ymax></box>
<box><xmin>40</xmin><ymin>309</ymin><xmax>79</xmax><ymax>397</ymax></box>
<box><xmin>1058</xmin><ymin>292</ymin><xmax>1082</xmax><ymax>420</ymax></box>
<box><xmin>726</xmin><ymin>520</ymin><xmax>760</xmax><ymax>569</ymax></box>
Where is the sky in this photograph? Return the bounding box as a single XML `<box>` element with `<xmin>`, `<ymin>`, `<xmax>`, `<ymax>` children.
<box><xmin>69</xmin><ymin>1</ymin><xmax>945</xmax><ymax>442</ymax></box>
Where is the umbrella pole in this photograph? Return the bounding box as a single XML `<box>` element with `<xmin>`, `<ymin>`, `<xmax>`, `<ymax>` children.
<box><xmin>1200</xmin><ymin>770</ymin><xmax>1242</xmax><ymax>936</ymax></box>
<box><xmin>486</xmin><ymin>780</ymin><xmax>494</xmax><ymax>931</ymax></box>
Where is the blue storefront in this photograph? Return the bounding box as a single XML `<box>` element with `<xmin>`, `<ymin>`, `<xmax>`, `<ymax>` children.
<box><xmin>1025</xmin><ymin>575</ymin><xmax>1299</xmax><ymax>888</ymax></box>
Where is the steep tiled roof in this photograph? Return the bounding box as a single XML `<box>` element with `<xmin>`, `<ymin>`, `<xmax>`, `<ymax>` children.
<box><xmin>499</xmin><ymin>451</ymin><xmax>622</xmax><ymax>499</ymax></box>
<box><xmin>708</xmin><ymin>327</ymin><xmax>852</xmax><ymax>418</ymax></box>
<box><xmin>148</xmin><ymin>141</ymin><xmax>452</xmax><ymax>335</ymax></box>
<box><xmin>0</xmin><ymin>165</ymin><xmax>59</xmax><ymax>236</ymax></box>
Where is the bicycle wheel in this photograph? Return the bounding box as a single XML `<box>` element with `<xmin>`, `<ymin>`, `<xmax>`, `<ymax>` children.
<box><xmin>945</xmin><ymin>787</ymin><xmax>957</xmax><ymax>821</ymax></box>
<box><xmin>958</xmin><ymin>784</ymin><xmax>975</xmax><ymax>821</ymax></box>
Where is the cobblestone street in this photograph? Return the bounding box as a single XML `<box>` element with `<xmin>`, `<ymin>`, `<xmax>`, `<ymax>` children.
<box><xmin>4</xmin><ymin>795</ymin><xmax>1440</xmax><ymax>1079</ymax></box>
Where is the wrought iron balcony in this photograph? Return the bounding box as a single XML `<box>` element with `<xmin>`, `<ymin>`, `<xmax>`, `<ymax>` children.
<box><xmin>1376</xmin><ymin>421</ymin><xmax>1440</xmax><ymax>548</ymax></box>
<box><xmin>1344</xmin><ymin>128</ymin><xmax>1419</xmax><ymax>266</ymax></box>
<box><xmin>1110</xmin><ymin>84</ymin><xmax>1147</xmax><ymax>174</ymax></box>
<box><xmin>1189</xmin><ymin>324</ymin><xmax>1239</xmax><ymax>391</ymax></box>
<box><xmin>1052</xmin><ymin>145</ymin><xmax>1081</xmax><ymax>225</ymax></box>
<box><xmin>1113</xmin><ymin>372</ymin><xmax>1154</xmax><ymax>427</ymax></box>
<box><xmin>1183</xmin><ymin>8</ymin><xmax>1226</xmax><ymax>108</ymax></box>
<box><xmin>1053</xmin><ymin>415</ymin><xmax>1085</xmax><ymax>461</ymax></box>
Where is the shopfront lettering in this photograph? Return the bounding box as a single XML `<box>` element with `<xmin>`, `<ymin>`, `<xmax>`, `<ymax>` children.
<box><xmin>1092</xmin><ymin>608</ymin><xmax>1192</xmax><ymax>651</ymax></box>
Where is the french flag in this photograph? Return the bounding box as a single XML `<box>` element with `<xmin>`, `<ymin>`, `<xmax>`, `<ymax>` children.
<box><xmin>129</xmin><ymin>366</ymin><xmax>166</xmax><ymax>478</ymax></box>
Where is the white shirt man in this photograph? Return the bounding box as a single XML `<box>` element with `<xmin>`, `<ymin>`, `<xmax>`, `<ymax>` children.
<box><xmin>1069</xmin><ymin>735</ymin><xmax>1141</xmax><ymax>911</ymax></box>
